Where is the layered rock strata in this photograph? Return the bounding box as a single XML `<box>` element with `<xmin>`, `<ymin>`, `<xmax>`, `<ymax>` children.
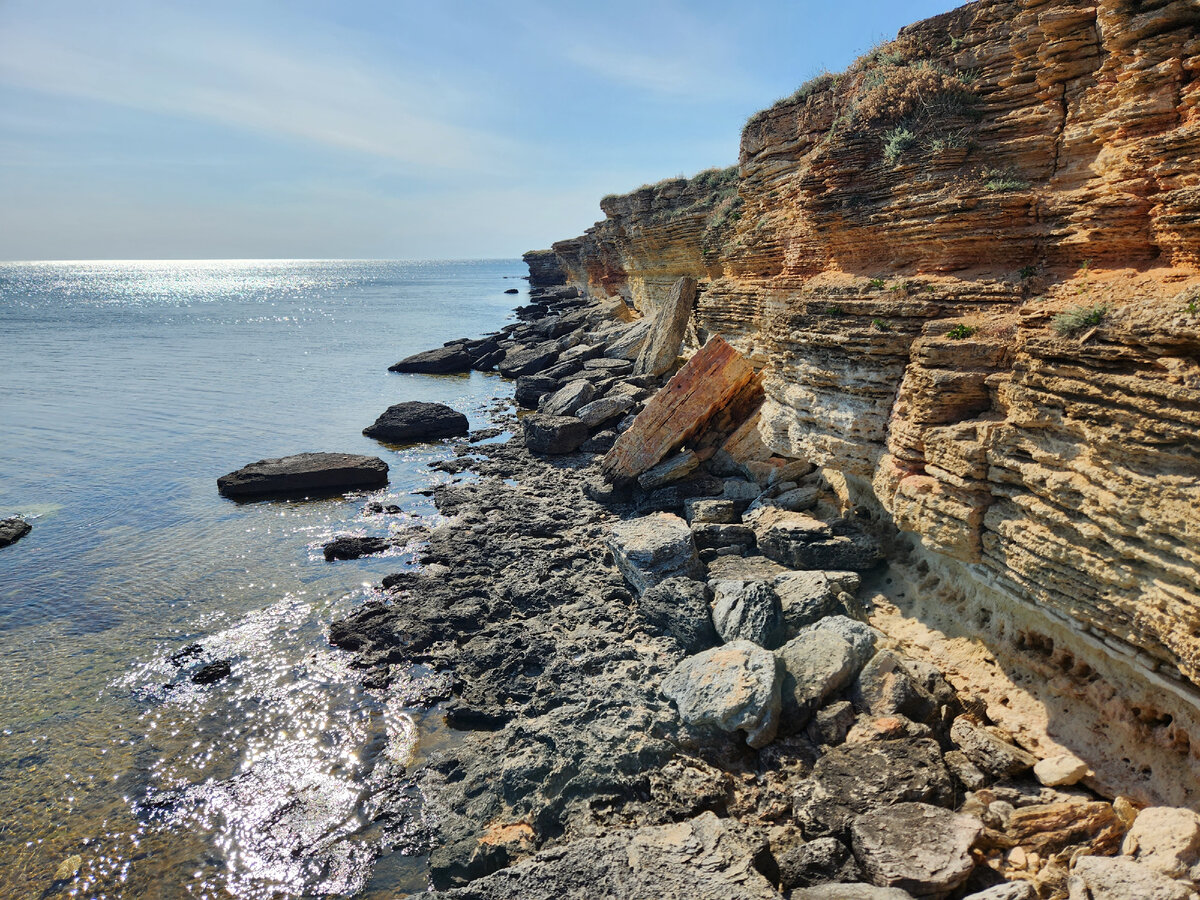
<box><xmin>523</xmin><ymin>0</ymin><xmax>1200</xmax><ymax>806</ymax></box>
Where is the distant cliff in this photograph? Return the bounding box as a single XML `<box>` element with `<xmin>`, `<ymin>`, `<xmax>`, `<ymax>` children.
<box><xmin>526</xmin><ymin>0</ymin><xmax>1200</xmax><ymax>805</ymax></box>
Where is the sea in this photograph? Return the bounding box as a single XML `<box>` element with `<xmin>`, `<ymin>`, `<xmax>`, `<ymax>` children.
<box><xmin>0</xmin><ymin>259</ymin><xmax>526</xmax><ymax>899</ymax></box>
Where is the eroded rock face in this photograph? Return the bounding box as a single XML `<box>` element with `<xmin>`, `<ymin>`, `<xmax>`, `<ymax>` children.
<box><xmin>850</xmin><ymin>802</ymin><xmax>981</xmax><ymax>897</ymax></box>
<box><xmin>217</xmin><ymin>452</ymin><xmax>388</xmax><ymax>498</ymax></box>
<box><xmin>1068</xmin><ymin>856</ymin><xmax>1198</xmax><ymax>900</ymax></box>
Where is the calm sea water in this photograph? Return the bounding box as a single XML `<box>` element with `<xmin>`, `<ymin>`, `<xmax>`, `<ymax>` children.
<box><xmin>0</xmin><ymin>259</ymin><xmax>524</xmax><ymax>898</ymax></box>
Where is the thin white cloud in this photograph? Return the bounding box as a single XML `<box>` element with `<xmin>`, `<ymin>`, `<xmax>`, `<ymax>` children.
<box><xmin>0</xmin><ymin>4</ymin><xmax>526</xmax><ymax>175</ymax></box>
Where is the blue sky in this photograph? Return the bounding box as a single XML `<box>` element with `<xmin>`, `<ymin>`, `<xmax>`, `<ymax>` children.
<box><xmin>0</xmin><ymin>0</ymin><xmax>959</xmax><ymax>260</ymax></box>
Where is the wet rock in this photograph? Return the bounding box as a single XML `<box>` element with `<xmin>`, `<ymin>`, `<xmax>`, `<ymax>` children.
<box><xmin>425</xmin><ymin>813</ymin><xmax>781</xmax><ymax>899</ymax></box>
<box><xmin>192</xmin><ymin>659</ymin><xmax>231</xmax><ymax>684</ymax></box>
<box><xmin>539</xmin><ymin>379</ymin><xmax>595</xmax><ymax>417</ymax></box>
<box><xmin>169</xmin><ymin>643</ymin><xmax>203</xmax><ymax>666</ymax></box>
<box><xmin>1068</xmin><ymin>855</ymin><xmax>1197</xmax><ymax>900</ymax></box>
<box><xmin>520</xmin><ymin>415</ymin><xmax>589</xmax><ymax>455</ymax></box>
<box><xmin>217</xmin><ymin>452</ymin><xmax>388</xmax><ymax>499</ymax></box>
<box><xmin>686</xmin><ymin>498</ymin><xmax>739</xmax><ymax>524</ymax></box>
<box><xmin>514</xmin><ymin>374</ymin><xmax>559</xmax><ymax>409</ymax></box>
<box><xmin>1122</xmin><ymin>807</ymin><xmax>1200</xmax><ymax>877</ymax></box>
<box><xmin>364</xmin><ymin>501</ymin><xmax>403</xmax><ymax>514</ymax></box>
<box><xmin>363</xmin><ymin>401</ymin><xmax>469</xmax><ymax>443</ymax></box>
<box><xmin>389</xmin><ymin>344</ymin><xmax>474</xmax><ymax>374</ymax></box>
<box><xmin>850</xmin><ymin>802</ymin><xmax>981</xmax><ymax>897</ymax></box>
<box><xmin>603</xmin><ymin>336</ymin><xmax>757</xmax><ymax>482</ymax></box>
<box><xmin>778</xmin><ymin>835</ymin><xmax>863</xmax><ymax>888</ymax></box>
<box><xmin>53</xmin><ymin>854</ymin><xmax>83</xmax><ymax>883</ymax></box>
<box><xmin>661</xmin><ymin>640</ymin><xmax>783</xmax><ymax>749</ymax></box>
<box><xmin>792</xmin><ymin>738</ymin><xmax>954</xmax><ymax>837</ymax></box>
<box><xmin>635</xmin><ymin>276</ymin><xmax>696</xmax><ymax>376</ymax></box>
<box><xmin>607</xmin><ymin>513</ymin><xmax>703</xmax><ymax>595</ymax></box>
<box><xmin>323</xmin><ymin>535</ymin><xmax>390</xmax><ymax>561</ymax></box>
<box><xmin>776</xmin><ymin>629</ymin><xmax>860</xmax><ymax>732</ymax></box>
<box><xmin>1033</xmin><ymin>753</ymin><xmax>1089</xmax><ymax>787</ymax></box>
<box><xmin>712</xmin><ymin>580</ymin><xmax>785</xmax><ymax>649</ymax></box>
<box><xmin>471</xmin><ymin>348</ymin><xmax>506</xmax><ymax>371</ymax></box>
<box><xmin>0</xmin><ymin>517</ymin><xmax>31</xmax><ymax>548</ymax></box>
<box><xmin>497</xmin><ymin>343</ymin><xmax>559</xmax><ymax>377</ymax></box>
<box><xmin>576</xmin><ymin>394</ymin><xmax>636</xmax><ymax>428</ymax></box>
<box><xmin>504</xmin><ymin>287</ymin><xmax>519</xmax><ymax>294</ymax></box>
<box><xmin>637</xmin><ymin>577</ymin><xmax>718</xmax><ymax>654</ymax></box>
<box><xmin>637</xmin><ymin>450</ymin><xmax>699</xmax><ymax>490</ymax></box>
<box><xmin>950</xmin><ymin>717</ymin><xmax>1037</xmax><ymax>779</ymax></box>
<box><xmin>750</xmin><ymin>508</ymin><xmax>881</xmax><ymax>571</ymax></box>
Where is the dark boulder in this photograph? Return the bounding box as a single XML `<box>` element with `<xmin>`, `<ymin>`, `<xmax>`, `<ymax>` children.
<box><xmin>504</xmin><ymin>288</ymin><xmax>519</xmax><ymax>294</ymax></box>
<box><xmin>192</xmin><ymin>660</ymin><xmax>231</xmax><ymax>685</ymax></box>
<box><xmin>497</xmin><ymin>343</ymin><xmax>559</xmax><ymax>378</ymax></box>
<box><xmin>217</xmin><ymin>452</ymin><xmax>388</xmax><ymax>499</ymax></box>
<box><xmin>323</xmin><ymin>535</ymin><xmax>390</xmax><ymax>561</ymax></box>
<box><xmin>514</xmin><ymin>375</ymin><xmax>559</xmax><ymax>409</ymax></box>
<box><xmin>637</xmin><ymin>577</ymin><xmax>718</xmax><ymax>654</ymax></box>
<box><xmin>389</xmin><ymin>344</ymin><xmax>473</xmax><ymax>374</ymax></box>
<box><xmin>0</xmin><ymin>517</ymin><xmax>32</xmax><ymax>548</ymax></box>
<box><xmin>521</xmin><ymin>415</ymin><xmax>589</xmax><ymax>455</ymax></box>
<box><xmin>363</xmin><ymin>401</ymin><xmax>469</xmax><ymax>443</ymax></box>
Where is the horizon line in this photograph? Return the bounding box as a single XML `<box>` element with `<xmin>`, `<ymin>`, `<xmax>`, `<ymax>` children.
<box><xmin>0</xmin><ymin>256</ymin><xmax>533</xmax><ymax>265</ymax></box>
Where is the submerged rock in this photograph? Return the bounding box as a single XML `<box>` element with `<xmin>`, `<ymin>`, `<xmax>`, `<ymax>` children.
<box><xmin>363</xmin><ymin>401</ymin><xmax>469</xmax><ymax>443</ymax></box>
<box><xmin>0</xmin><ymin>517</ymin><xmax>32</xmax><ymax>548</ymax></box>
<box><xmin>192</xmin><ymin>659</ymin><xmax>232</xmax><ymax>685</ymax></box>
<box><xmin>662</xmin><ymin>640</ymin><xmax>783</xmax><ymax>749</ymax></box>
<box><xmin>217</xmin><ymin>452</ymin><xmax>388</xmax><ymax>499</ymax></box>
<box><xmin>323</xmin><ymin>535</ymin><xmax>390</xmax><ymax>561</ymax></box>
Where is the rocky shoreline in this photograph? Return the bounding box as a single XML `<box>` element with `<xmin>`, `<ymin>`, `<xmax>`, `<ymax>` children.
<box><xmin>327</xmin><ymin>279</ymin><xmax>1200</xmax><ymax>899</ymax></box>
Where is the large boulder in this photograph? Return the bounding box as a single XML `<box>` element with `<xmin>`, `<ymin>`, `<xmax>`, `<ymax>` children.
<box><xmin>637</xmin><ymin>578</ymin><xmax>719</xmax><ymax>654</ymax></box>
<box><xmin>514</xmin><ymin>374</ymin><xmax>559</xmax><ymax>409</ymax></box>
<box><xmin>711</xmin><ymin>581</ymin><xmax>785</xmax><ymax>648</ymax></box>
<box><xmin>607</xmin><ymin>513</ymin><xmax>703</xmax><ymax>595</ymax></box>
<box><xmin>850</xmin><ymin>803</ymin><xmax>981</xmax><ymax>897</ymax></box>
<box><xmin>217</xmin><ymin>452</ymin><xmax>388</xmax><ymax>499</ymax></box>
<box><xmin>577</xmin><ymin>394</ymin><xmax>636</xmax><ymax>428</ymax></box>
<box><xmin>521</xmin><ymin>414</ymin><xmax>589</xmax><ymax>455</ymax></box>
<box><xmin>661</xmin><ymin>641</ymin><xmax>783</xmax><ymax>749</ymax></box>
<box><xmin>793</xmin><ymin>738</ymin><xmax>955</xmax><ymax>837</ymax></box>
<box><xmin>1122</xmin><ymin>806</ymin><xmax>1200</xmax><ymax>877</ymax></box>
<box><xmin>776</xmin><ymin>629</ymin><xmax>861</xmax><ymax>731</ymax></box>
<box><xmin>0</xmin><ymin>517</ymin><xmax>32</xmax><ymax>548</ymax></box>
<box><xmin>635</xmin><ymin>276</ymin><xmax>696</xmax><ymax>376</ymax></box>
<box><xmin>497</xmin><ymin>343</ymin><xmax>559</xmax><ymax>377</ymax></box>
<box><xmin>363</xmin><ymin>401</ymin><xmax>469</xmax><ymax>443</ymax></box>
<box><xmin>540</xmin><ymin>379</ymin><xmax>596</xmax><ymax>417</ymax></box>
<box><xmin>388</xmin><ymin>344</ymin><xmax>473</xmax><ymax>374</ymax></box>
<box><xmin>750</xmin><ymin>508</ymin><xmax>882</xmax><ymax>571</ymax></box>
<box><xmin>1068</xmin><ymin>855</ymin><xmax>1197</xmax><ymax>900</ymax></box>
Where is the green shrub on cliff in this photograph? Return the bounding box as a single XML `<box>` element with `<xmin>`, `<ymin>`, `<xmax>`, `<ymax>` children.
<box><xmin>883</xmin><ymin>126</ymin><xmax>917</xmax><ymax>163</ymax></box>
<box><xmin>1053</xmin><ymin>304</ymin><xmax>1109</xmax><ymax>336</ymax></box>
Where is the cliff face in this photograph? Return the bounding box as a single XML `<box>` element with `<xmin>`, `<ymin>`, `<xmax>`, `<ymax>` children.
<box><xmin>527</xmin><ymin>0</ymin><xmax>1200</xmax><ymax>805</ymax></box>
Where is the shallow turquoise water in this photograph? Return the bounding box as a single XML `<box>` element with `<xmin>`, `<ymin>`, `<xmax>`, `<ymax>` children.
<box><xmin>0</xmin><ymin>259</ymin><xmax>523</xmax><ymax>898</ymax></box>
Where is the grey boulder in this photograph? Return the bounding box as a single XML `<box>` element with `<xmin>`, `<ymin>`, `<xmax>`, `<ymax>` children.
<box><xmin>712</xmin><ymin>581</ymin><xmax>785</xmax><ymax>649</ymax></box>
<box><xmin>540</xmin><ymin>379</ymin><xmax>596</xmax><ymax>417</ymax></box>
<box><xmin>607</xmin><ymin>513</ymin><xmax>703</xmax><ymax>595</ymax></box>
<box><xmin>637</xmin><ymin>577</ymin><xmax>718</xmax><ymax>654</ymax></box>
<box><xmin>521</xmin><ymin>414</ymin><xmax>589</xmax><ymax>455</ymax></box>
<box><xmin>662</xmin><ymin>640</ymin><xmax>783</xmax><ymax>749</ymax></box>
<box><xmin>217</xmin><ymin>452</ymin><xmax>388</xmax><ymax>499</ymax></box>
<box><xmin>776</xmin><ymin>628</ymin><xmax>861</xmax><ymax>731</ymax></box>
<box><xmin>850</xmin><ymin>802</ymin><xmax>982</xmax><ymax>897</ymax></box>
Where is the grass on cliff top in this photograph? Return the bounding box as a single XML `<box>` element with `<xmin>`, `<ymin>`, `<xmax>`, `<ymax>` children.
<box><xmin>600</xmin><ymin>165</ymin><xmax>742</xmax><ymax>230</ymax></box>
<box><xmin>1053</xmin><ymin>303</ymin><xmax>1109</xmax><ymax>336</ymax></box>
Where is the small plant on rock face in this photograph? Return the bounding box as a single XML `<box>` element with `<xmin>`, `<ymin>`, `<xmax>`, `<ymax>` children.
<box><xmin>883</xmin><ymin>126</ymin><xmax>917</xmax><ymax>164</ymax></box>
<box><xmin>1186</xmin><ymin>298</ymin><xmax>1199</xmax><ymax>316</ymax></box>
<box><xmin>868</xmin><ymin>277</ymin><xmax>886</xmax><ymax>289</ymax></box>
<box><xmin>982</xmin><ymin>168</ymin><xmax>1029</xmax><ymax>192</ymax></box>
<box><xmin>1019</xmin><ymin>265</ymin><xmax>1039</xmax><ymax>280</ymax></box>
<box><xmin>947</xmin><ymin>323</ymin><xmax>977</xmax><ymax>340</ymax></box>
<box><xmin>1053</xmin><ymin>303</ymin><xmax>1109</xmax><ymax>336</ymax></box>
<box><xmin>826</xmin><ymin>304</ymin><xmax>845</xmax><ymax>316</ymax></box>
<box><xmin>872</xmin><ymin>318</ymin><xmax>892</xmax><ymax>331</ymax></box>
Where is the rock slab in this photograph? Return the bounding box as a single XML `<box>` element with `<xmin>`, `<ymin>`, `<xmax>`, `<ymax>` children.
<box><xmin>850</xmin><ymin>802</ymin><xmax>981</xmax><ymax>896</ymax></box>
<box><xmin>217</xmin><ymin>453</ymin><xmax>388</xmax><ymax>499</ymax></box>
<box><xmin>607</xmin><ymin>513</ymin><xmax>703</xmax><ymax>595</ymax></box>
<box><xmin>662</xmin><ymin>640</ymin><xmax>782</xmax><ymax>748</ymax></box>
<box><xmin>635</xmin><ymin>275</ymin><xmax>696</xmax><ymax>377</ymax></box>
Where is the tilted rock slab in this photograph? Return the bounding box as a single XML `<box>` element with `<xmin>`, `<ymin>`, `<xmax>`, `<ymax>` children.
<box><xmin>217</xmin><ymin>452</ymin><xmax>388</xmax><ymax>499</ymax></box>
<box><xmin>662</xmin><ymin>640</ymin><xmax>783</xmax><ymax>749</ymax></box>
<box><xmin>850</xmin><ymin>802</ymin><xmax>982</xmax><ymax>897</ymax></box>
<box><xmin>635</xmin><ymin>275</ymin><xmax>696</xmax><ymax>376</ymax></box>
<box><xmin>603</xmin><ymin>335</ymin><xmax>756</xmax><ymax>482</ymax></box>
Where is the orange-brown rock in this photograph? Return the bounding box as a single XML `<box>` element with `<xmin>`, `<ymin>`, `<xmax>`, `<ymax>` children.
<box><xmin>602</xmin><ymin>336</ymin><xmax>756</xmax><ymax>482</ymax></box>
<box><xmin>529</xmin><ymin>0</ymin><xmax>1200</xmax><ymax>805</ymax></box>
<box><xmin>1006</xmin><ymin>801</ymin><xmax>1126</xmax><ymax>857</ymax></box>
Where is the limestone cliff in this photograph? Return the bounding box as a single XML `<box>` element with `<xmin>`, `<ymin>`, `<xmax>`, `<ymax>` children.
<box><xmin>525</xmin><ymin>0</ymin><xmax>1200</xmax><ymax>806</ymax></box>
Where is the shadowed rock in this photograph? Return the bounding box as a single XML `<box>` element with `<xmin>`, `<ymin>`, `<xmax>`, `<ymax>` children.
<box><xmin>389</xmin><ymin>345</ymin><xmax>473</xmax><ymax>374</ymax></box>
<box><xmin>217</xmin><ymin>452</ymin><xmax>388</xmax><ymax>499</ymax></box>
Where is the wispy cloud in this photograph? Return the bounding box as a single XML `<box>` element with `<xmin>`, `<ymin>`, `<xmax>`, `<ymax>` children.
<box><xmin>0</xmin><ymin>3</ymin><xmax>525</xmax><ymax>175</ymax></box>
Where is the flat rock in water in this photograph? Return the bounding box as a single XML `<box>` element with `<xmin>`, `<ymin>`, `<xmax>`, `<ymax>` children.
<box><xmin>363</xmin><ymin>401</ymin><xmax>469</xmax><ymax>443</ymax></box>
<box><xmin>323</xmin><ymin>535</ymin><xmax>390</xmax><ymax>561</ymax></box>
<box><xmin>521</xmin><ymin>414</ymin><xmax>589</xmax><ymax>455</ymax></box>
<box><xmin>192</xmin><ymin>659</ymin><xmax>232</xmax><ymax>684</ymax></box>
<box><xmin>607</xmin><ymin>512</ymin><xmax>703</xmax><ymax>595</ymax></box>
<box><xmin>850</xmin><ymin>802</ymin><xmax>981</xmax><ymax>896</ymax></box>
<box><xmin>217</xmin><ymin>452</ymin><xmax>388</xmax><ymax>499</ymax></box>
<box><xmin>389</xmin><ymin>344</ymin><xmax>473</xmax><ymax>374</ymax></box>
<box><xmin>793</xmin><ymin>737</ymin><xmax>954</xmax><ymax>837</ymax></box>
<box><xmin>0</xmin><ymin>517</ymin><xmax>32</xmax><ymax>548</ymax></box>
<box><xmin>662</xmin><ymin>640</ymin><xmax>783</xmax><ymax>749</ymax></box>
